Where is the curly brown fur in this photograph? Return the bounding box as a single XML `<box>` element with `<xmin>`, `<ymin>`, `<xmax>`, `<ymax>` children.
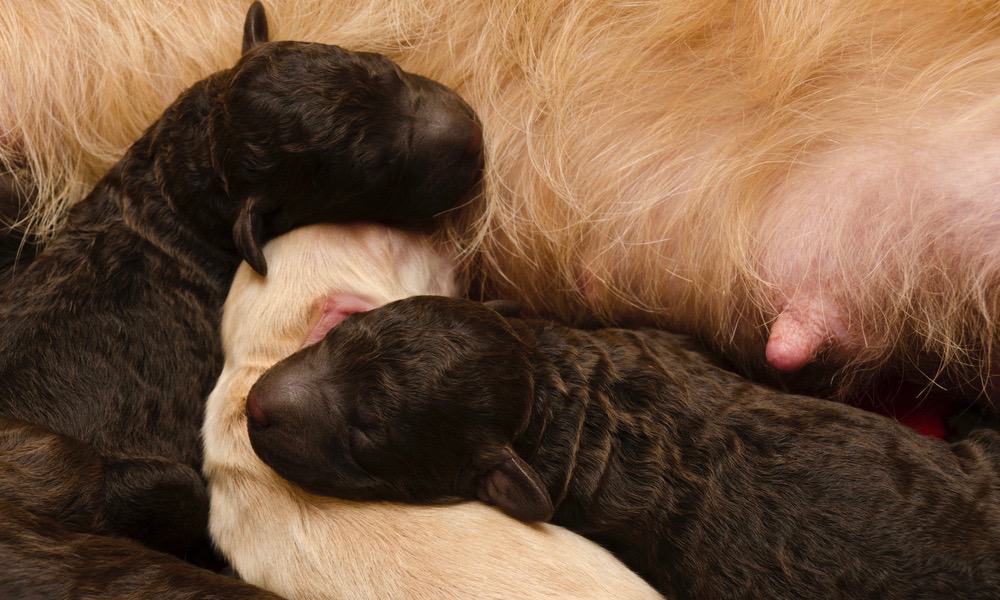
<box><xmin>249</xmin><ymin>296</ymin><xmax>1000</xmax><ymax>600</ymax></box>
<box><xmin>0</xmin><ymin>169</ymin><xmax>41</xmax><ymax>279</ymax></box>
<box><xmin>203</xmin><ymin>224</ymin><xmax>661</xmax><ymax>599</ymax></box>
<box><xmin>0</xmin><ymin>1</ymin><xmax>482</xmax><ymax>587</ymax></box>
<box><xmin>0</xmin><ymin>417</ymin><xmax>212</xmax><ymax>563</ymax></box>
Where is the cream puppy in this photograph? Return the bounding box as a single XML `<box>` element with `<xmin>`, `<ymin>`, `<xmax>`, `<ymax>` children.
<box><xmin>203</xmin><ymin>223</ymin><xmax>662</xmax><ymax>600</ymax></box>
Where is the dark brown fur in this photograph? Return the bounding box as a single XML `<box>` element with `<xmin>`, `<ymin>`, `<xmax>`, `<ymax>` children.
<box><xmin>0</xmin><ymin>417</ymin><xmax>209</xmax><ymax>558</ymax></box>
<box><xmin>0</xmin><ymin>2</ymin><xmax>482</xmax><ymax>591</ymax></box>
<box><xmin>0</xmin><ymin>417</ymin><xmax>277</xmax><ymax>598</ymax></box>
<box><xmin>249</xmin><ymin>296</ymin><xmax>1000</xmax><ymax>600</ymax></box>
<box><xmin>0</xmin><ymin>500</ymin><xmax>280</xmax><ymax>600</ymax></box>
<box><xmin>0</xmin><ymin>170</ymin><xmax>41</xmax><ymax>279</ymax></box>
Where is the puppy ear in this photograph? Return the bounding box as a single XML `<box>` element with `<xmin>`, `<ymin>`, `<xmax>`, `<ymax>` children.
<box><xmin>477</xmin><ymin>447</ymin><xmax>553</xmax><ymax>522</ymax></box>
<box><xmin>233</xmin><ymin>196</ymin><xmax>268</xmax><ymax>276</ymax></box>
<box><xmin>242</xmin><ymin>1</ymin><xmax>270</xmax><ymax>54</ymax></box>
<box><xmin>483</xmin><ymin>299</ymin><xmax>523</xmax><ymax>318</ymax></box>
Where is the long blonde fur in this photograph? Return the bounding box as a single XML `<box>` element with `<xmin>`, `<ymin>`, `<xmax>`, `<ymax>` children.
<box><xmin>203</xmin><ymin>223</ymin><xmax>663</xmax><ymax>600</ymax></box>
<box><xmin>3</xmin><ymin>0</ymin><xmax>999</xmax><ymax>396</ymax></box>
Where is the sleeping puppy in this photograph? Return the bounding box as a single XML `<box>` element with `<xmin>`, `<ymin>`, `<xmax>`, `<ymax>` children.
<box><xmin>0</xmin><ymin>0</ymin><xmax>481</xmax><ymax>570</ymax></box>
<box><xmin>249</xmin><ymin>296</ymin><xmax>1000</xmax><ymax>600</ymax></box>
<box><xmin>204</xmin><ymin>223</ymin><xmax>662</xmax><ymax>600</ymax></box>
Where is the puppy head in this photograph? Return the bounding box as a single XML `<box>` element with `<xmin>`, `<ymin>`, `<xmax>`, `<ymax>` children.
<box><xmin>246</xmin><ymin>296</ymin><xmax>554</xmax><ymax>521</ymax></box>
<box><xmin>218</xmin><ymin>4</ymin><xmax>484</xmax><ymax>275</ymax></box>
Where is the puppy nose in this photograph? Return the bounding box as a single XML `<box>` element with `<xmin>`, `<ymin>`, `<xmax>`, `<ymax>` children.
<box><xmin>416</xmin><ymin>102</ymin><xmax>483</xmax><ymax>161</ymax></box>
<box><xmin>246</xmin><ymin>389</ymin><xmax>269</xmax><ymax>428</ymax></box>
<box><xmin>246</xmin><ymin>368</ymin><xmax>319</xmax><ymax>432</ymax></box>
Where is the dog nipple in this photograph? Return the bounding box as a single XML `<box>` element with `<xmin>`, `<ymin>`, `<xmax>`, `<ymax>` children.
<box><xmin>765</xmin><ymin>295</ymin><xmax>844</xmax><ymax>372</ymax></box>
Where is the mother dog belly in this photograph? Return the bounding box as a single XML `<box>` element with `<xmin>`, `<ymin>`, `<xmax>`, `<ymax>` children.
<box><xmin>5</xmin><ymin>0</ymin><xmax>1000</xmax><ymax>397</ymax></box>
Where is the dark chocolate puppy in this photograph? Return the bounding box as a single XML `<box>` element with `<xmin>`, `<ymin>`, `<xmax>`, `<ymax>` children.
<box><xmin>0</xmin><ymin>0</ymin><xmax>481</xmax><ymax>575</ymax></box>
<box><xmin>249</xmin><ymin>296</ymin><xmax>1000</xmax><ymax>600</ymax></box>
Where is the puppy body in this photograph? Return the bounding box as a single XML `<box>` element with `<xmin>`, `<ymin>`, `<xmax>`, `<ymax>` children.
<box><xmin>0</xmin><ymin>75</ymin><xmax>239</xmax><ymax>557</ymax></box>
<box><xmin>0</xmin><ymin>417</ymin><xmax>277</xmax><ymax>599</ymax></box>
<box><xmin>0</xmin><ymin>417</ymin><xmax>209</xmax><ymax>553</ymax></box>
<box><xmin>204</xmin><ymin>224</ymin><xmax>663</xmax><ymax>600</ymax></box>
<box><xmin>249</xmin><ymin>296</ymin><xmax>1000</xmax><ymax>600</ymax></box>
<box><xmin>0</xmin><ymin>3</ymin><xmax>482</xmax><ymax>572</ymax></box>
<box><xmin>505</xmin><ymin>322</ymin><xmax>1000</xmax><ymax>599</ymax></box>
<box><xmin>0</xmin><ymin>170</ymin><xmax>40</xmax><ymax>279</ymax></box>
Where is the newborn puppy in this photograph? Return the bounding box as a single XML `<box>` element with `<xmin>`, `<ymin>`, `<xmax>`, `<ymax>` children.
<box><xmin>0</xmin><ymin>0</ymin><xmax>481</xmax><ymax>574</ymax></box>
<box><xmin>250</xmin><ymin>296</ymin><xmax>1000</xmax><ymax>600</ymax></box>
<box><xmin>205</xmin><ymin>224</ymin><xmax>661</xmax><ymax>599</ymax></box>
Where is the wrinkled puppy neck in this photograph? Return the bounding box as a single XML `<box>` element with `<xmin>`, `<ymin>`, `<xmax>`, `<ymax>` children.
<box><xmin>114</xmin><ymin>3</ymin><xmax>277</xmax><ymax>273</ymax></box>
<box><xmin>117</xmin><ymin>72</ymin><xmax>237</xmax><ymax>261</ymax></box>
<box><xmin>494</xmin><ymin>319</ymin><xmax>612</xmax><ymax>521</ymax></box>
<box><xmin>468</xmin><ymin>319</ymin><xmax>570</xmax><ymax>522</ymax></box>
<box><xmin>503</xmin><ymin>320</ymin><xmax>543</xmax><ymax>444</ymax></box>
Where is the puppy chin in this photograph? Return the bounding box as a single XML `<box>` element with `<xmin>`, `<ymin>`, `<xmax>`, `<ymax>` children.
<box><xmin>246</xmin><ymin>425</ymin><xmax>318</xmax><ymax>484</ymax></box>
<box><xmin>247</xmin><ymin>428</ymin><xmax>376</xmax><ymax>497</ymax></box>
<box><xmin>291</xmin><ymin>474</ymin><xmax>403</xmax><ymax>504</ymax></box>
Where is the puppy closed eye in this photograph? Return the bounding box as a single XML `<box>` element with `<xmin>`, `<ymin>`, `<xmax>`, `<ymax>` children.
<box><xmin>349</xmin><ymin>427</ymin><xmax>373</xmax><ymax>453</ymax></box>
<box><xmin>348</xmin><ymin>426</ymin><xmax>385</xmax><ymax>475</ymax></box>
<box><xmin>353</xmin><ymin>403</ymin><xmax>381</xmax><ymax>432</ymax></box>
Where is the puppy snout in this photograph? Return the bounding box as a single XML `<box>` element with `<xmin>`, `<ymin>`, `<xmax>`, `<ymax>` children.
<box><xmin>414</xmin><ymin>101</ymin><xmax>483</xmax><ymax>163</ymax></box>
<box><xmin>245</xmin><ymin>376</ymin><xmax>300</xmax><ymax>429</ymax></box>
<box><xmin>462</xmin><ymin>118</ymin><xmax>484</xmax><ymax>158</ymax></box>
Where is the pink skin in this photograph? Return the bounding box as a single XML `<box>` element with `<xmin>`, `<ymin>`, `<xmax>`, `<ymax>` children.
<box><xmin>246</xmin><ymin>294</ymin><xmax>379</xmax><ymax>427</ymax></box>
<box><xmin>765</xmin><ymin>293</ymin><xmax>848</xmax><ymax>373</ymax></box>
<box><xmin>301</xmin><ymin>293</ymin><xmax>376</xmax><ymax>349</ymax></box>
<box><xmin>742</xmin><ymin>114</ymin><xmax>1000</xmax><ymax>378</ymax></box>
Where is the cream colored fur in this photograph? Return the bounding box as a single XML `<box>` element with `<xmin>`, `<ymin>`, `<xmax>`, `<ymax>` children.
<box><xmin>203</xmin><ymin>223</ymin><xmax>663</xmax><ymax>600</ymax></box>
<box><xmin>4</xmin><ymin>1</ymin><xmax>999</xmax><ymax>396</ymax></box>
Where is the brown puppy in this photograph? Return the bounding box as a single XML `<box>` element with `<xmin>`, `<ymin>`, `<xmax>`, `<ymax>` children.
<box><xmin>0</xmin><ymin>1</ymin><xmax>482</xmax><ymax>590</ymax></box>
<box><xmin>0</xmin><ymin>417</ymin><xmax>278</xmax><ymax>599</ymax></box>
<box><xmin>249</xmin><ymin>296</ymin><xmax>1000</xmax><ymax>600</ymax></box>
<box><xmin>205</xmin><ymin>224</ymin><xmax>661</xmax><ymax>599</ymax></box>
<box><xmin>0</xmin><ymin>169</ymin><xmax>40</xmax><ymax>278</ymax></box>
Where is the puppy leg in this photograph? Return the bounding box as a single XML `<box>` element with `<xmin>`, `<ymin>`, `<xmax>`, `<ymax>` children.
<box><xmin>0</xmin><ymin>417</ymin><xmax>106</xmax><ymax>533</ymax></box>
<box><xmin>0</xmin><ymin>500</ymin><xmax>279</xmax><ymax>600</ymax></box>
<box><xmin>102</xmin><ymin>455</ymin><xmax>214</xmax><ymax>564</ymax></box>
<box><xmin>0</xmin><ymin>418</ymin><xmax>213</xmax><ymax>563</ymax></box>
